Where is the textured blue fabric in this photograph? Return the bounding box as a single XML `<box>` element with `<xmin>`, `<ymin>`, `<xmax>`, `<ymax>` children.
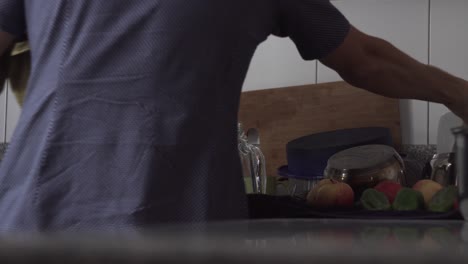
<box><xmin>0</xmin><ymin>0</ymin><xmax>350</xmax><ymax>232</ymax></box>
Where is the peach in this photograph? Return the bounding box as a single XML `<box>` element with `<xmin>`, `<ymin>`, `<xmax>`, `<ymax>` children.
<box><xmin>412</xmin><ymin>179</ymin><xmax>443</xmax><ymax>207</ymax></box>
<box><xmin>307</xmin><ymin>179</ymin><xmax>354</xmax><ymax>208</ymax></box>
<box><xmin>307</xmin><ymin>179</ymin><xmax>334</xmax><ymax>202</ymax></box>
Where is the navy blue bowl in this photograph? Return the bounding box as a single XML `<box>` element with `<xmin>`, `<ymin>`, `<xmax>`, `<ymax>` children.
<box><xmin>277</xmin><ymin>165</ymin><xmax>324</xmax><ymax>180</ymax></box>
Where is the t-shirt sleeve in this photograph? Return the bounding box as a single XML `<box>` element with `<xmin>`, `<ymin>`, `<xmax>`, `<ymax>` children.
<box><xmin>274</xmin><ymin>0</ymin><xmax>351</xmax><ymax>60</ymax></box>
<box><xmin>0</xmin><ymin>0</ymin><xmax>26</xmax><ymax>37</ymax></box>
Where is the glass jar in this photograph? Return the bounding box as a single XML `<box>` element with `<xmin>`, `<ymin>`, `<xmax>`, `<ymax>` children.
<box><xmin>287</xmin><ymin>176</ymin><xmax>323</xmax><ymax>199</ymax></box>
<box><xmin>238</xmin><ymin>123</ymin><xmax>267</xmax><ymax>194</ymax></box>
<box><xmin>277</xmin><ymin>166</ymin><xmax>324</xmax><ymax>199</ymax></box>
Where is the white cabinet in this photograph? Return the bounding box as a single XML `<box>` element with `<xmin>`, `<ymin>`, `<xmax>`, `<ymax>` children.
<box><xmin>429</xmin><ymin>0</ymin><xmax>468</xmax><ymax>144</ymax></box>
<box><xmin>317</xmin><ymin>0</ymin><xmax>430</xmax><ymax>145</ymax></box>
<box><xmin>243</xmin><ymin>36</ymin><xmax>317</xmax><ymax>91</ymax></box>
<box><xmin>5</xmin><ymin>85</ymin><xmax>21</xmax><ymax>142</ymax></box>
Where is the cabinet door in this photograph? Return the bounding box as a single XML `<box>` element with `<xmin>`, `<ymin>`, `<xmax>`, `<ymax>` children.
<box><xmin>243</xmin><ymin>36</ymin><xmax>317</xmax><ymax>91</ymax></box>
<box><xmin>429</xmin><ymin>0</ymin><xmax>468</xmax><ymax>144</ymax></box>
<box><xmin>5</xmin><ymin>84</ymin><xmax>21</xmax><ymax>143</ymax></box>
<box><xmin>318</xmin><ymin>0</ymin><xmax>430</xmax><ymax>145</ymax></box>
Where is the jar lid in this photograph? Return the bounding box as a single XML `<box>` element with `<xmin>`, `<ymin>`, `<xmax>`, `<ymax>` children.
<box><xmin>326</xmin><ymin>145</ymin><xmax>398</xmax><ymax>170</ymax></box>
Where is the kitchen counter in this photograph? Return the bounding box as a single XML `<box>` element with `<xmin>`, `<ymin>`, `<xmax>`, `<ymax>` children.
<box><xmin>0</xmin><ymin>144</ymin><xmax>452</xmax><ymax>263</ymax></box>
<box><xmin>0</xmin><ymin>218</ymin><xmax>467</xmax><ymax>263</ymax></box>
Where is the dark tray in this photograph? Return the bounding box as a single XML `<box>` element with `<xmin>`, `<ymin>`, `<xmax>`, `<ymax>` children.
<box><xmin>247</xmin><ymin>194</ymin><xmax>463</xmax><ymax>220</ymax></box>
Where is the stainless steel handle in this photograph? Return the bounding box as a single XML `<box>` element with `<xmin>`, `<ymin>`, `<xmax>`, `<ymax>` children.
<box><xmin>249</xmin><ymin>145</ymin><xmax>267</xmax><ymax>194</ymax></box>
<box><xmin>392</xmin><ymin>150</ymin><xmax>407</xmax><ymax>186</ymax></box>
<box><xmin>453</xmin><ymin>126</ymin><xmax>468</xmax><ymax>221</ymax></box>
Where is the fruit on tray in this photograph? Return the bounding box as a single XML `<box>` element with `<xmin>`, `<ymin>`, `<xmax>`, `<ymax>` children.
<box><xmin>374</xmin><ymin>181</ymin><xmax>402</xmax><ymax>204</ymax></box>
<box><xmin>393</xmin><ymin>188</ymin><xmax>425</xmax><ymax>211</ymax></box>
<box><xmin>307</xmin><ymin>179</ymin><xmax>334</xmax><ymax>201</ymax></box>
<box><xmin>307</xmin><ymin>178</ymin><xmax>459</xmax><ymax>213</ymax></box>
<box><xmin>412</xmin><ymin>179</ymin><xmax>443</xmax><ymax>207</ymax></box>
<box><xmin>360</xmin><ymin>188</ymin><xmax>391</xmax><ymax>211</ymax></box>
<box><xmin>306</xmin><ymin>179</ymin><xmax>354</xmax><ymax>208</ymax></box>
<box><xmin>427</xmin><ymin>186</ymin><xmax>458</xmax><ymax>213</ymax></box>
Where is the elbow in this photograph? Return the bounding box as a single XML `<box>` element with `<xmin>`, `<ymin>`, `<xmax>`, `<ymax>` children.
<box><xmin>339</xmin><ymin>59</ymin><xmax>383</xmax><ymax>92</ymax></box>
<box><xmin>321</xmin><ymin>27</ymin><xmax>399</xmax><ymax>94</ymax></box>
<box><xmin>335</xmin><ymin>35</ymin><xmax>388</xmax><ymax>91</ymax></box>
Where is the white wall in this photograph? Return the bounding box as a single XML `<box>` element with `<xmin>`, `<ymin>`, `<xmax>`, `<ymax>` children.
<box><xmin>243</xmin><ymin>0</ymin><xmax>468</xmax><ymax>145</ymax></box>
<box><xmin>243</xmin><ymin>36</ymin><xmax>317</xmax><ymax>91</ymax></box>
<box><xmin>429</xmin><ymin>0</ymin><xmax>468</xmax><ymax>144</ymax></box>
<box><xmin>317</xmin><ymin>0</ymin><xmax>430</xmax><ymax>145</ymax></box>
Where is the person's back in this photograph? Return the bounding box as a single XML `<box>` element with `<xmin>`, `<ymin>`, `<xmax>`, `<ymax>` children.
<box><xmin>0</xmin><ymin>0</ymin><xmax>350</xmax><ymax>231</ymax></box>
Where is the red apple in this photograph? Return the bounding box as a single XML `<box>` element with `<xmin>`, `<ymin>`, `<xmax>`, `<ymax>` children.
<box><xmin>374</xmin><ymin>181</ymin><xmax>402</xmax><ymax>203</ymax></box>
<box><xmin>413</xmin><ymin>180</ymin><xmax>443</xmax><ymax>207</ymax></box>
<box><xmin>307</xmin><ymin>179</ymin><xmax>354</xmax><ymax>208</ymax></box>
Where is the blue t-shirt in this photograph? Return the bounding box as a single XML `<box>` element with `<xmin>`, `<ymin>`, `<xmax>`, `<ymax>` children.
<box><xmin>0</xmin><ymin>0</ymin><xmax>349</xmax><ymax>232</ymax></box>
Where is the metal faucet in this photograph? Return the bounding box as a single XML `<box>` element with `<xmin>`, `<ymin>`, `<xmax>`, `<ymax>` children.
<box><xmin>453</xmin><ymin>126</ymin><xmax>468</xmax><ymax>220</ymax></box>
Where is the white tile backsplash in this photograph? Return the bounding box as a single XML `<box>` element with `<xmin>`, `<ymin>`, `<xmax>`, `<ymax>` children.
<box><xmin>317</xmin><ymin>0</ymin><xmax>430</xmax><ymax>145</ymax></box>
<box><xmin>429</xmin><ymin>0</ymin><xmax>468</xmax><ymax>144</ymax></box>
<box><xmin>318</xmin><ymin>0</ymin><xmax>430</xmax><ymax>82</ymax></box>
<box><xmin>242</xmin><ymin>36</ymin><xmax>317</xmax><ymax>91</ymax></box>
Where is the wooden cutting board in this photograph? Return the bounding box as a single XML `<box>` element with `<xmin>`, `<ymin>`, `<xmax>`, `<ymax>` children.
<box><xmin>238</xmin><ymin>81</ymin><xmax>401</xmax><ymax>177</ymax></box>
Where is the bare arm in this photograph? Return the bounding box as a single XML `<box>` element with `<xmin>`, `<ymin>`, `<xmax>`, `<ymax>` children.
<box><xmin>0</xmin><ymin>31</ymin><xmax>14</xmax><ymax>55</ymax></box>
<box><xmin>321</xmin><ymin>26</ymin><xmax>468</xmax><ymax>122</ymax></box>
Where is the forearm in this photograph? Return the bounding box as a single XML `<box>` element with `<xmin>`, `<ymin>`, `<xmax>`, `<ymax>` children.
<box><xmin>321</xmin><ymin>26</ymin><xmax>468</xmax><ymax>121</ymax></box>
<box><xmin>0</xmin><ymin>31</ymin><xmax>14</xmax><ymax>56</ymax></box>
<box><xmin>341</xmin><ymin>37</ymin><xmax>467</xmax><ymax>108</ymax></box>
